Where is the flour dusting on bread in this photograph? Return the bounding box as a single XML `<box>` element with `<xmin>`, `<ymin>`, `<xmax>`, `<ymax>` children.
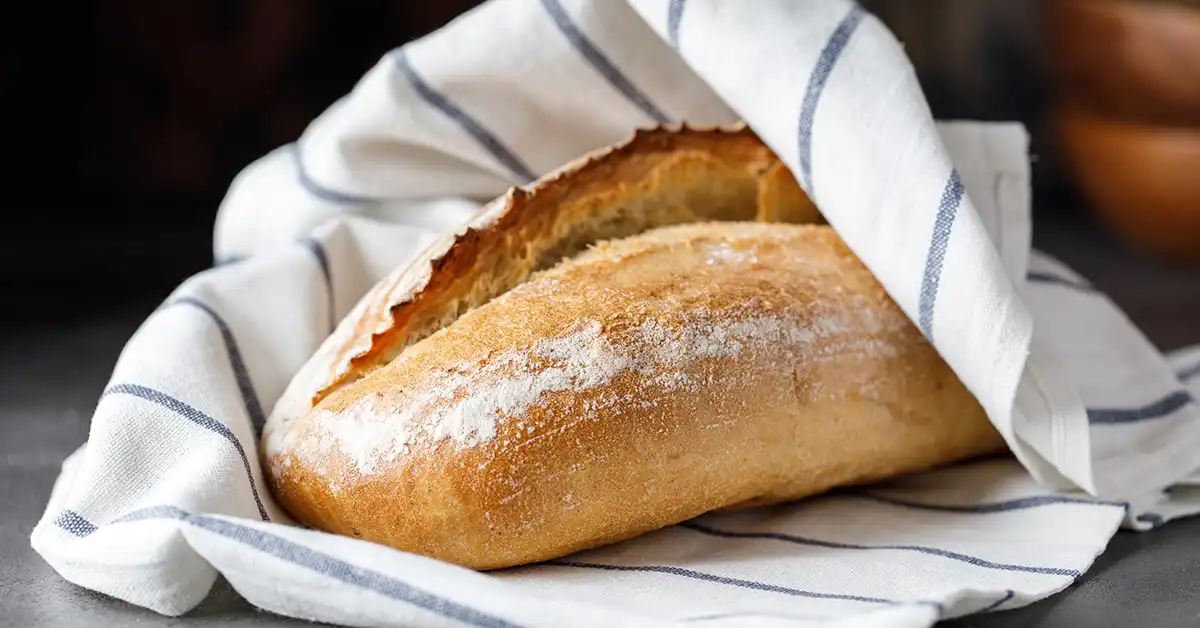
<box><xmin>432</xmin><ymin>322</ymin><xmax>631</xmax><ymax>449</ymax></box>
<box><xmin>300</xmin><ymin>321</ymin><xmax>629</xmax><ymax>475</ymax></box>
<box><xmin>301</xmin><ymin>306</ymin><xmax>903</xmax><ymax>480</ymax></box>
<box><xmin>288</xmin><ymin>224</ymin><xmax>918</xmax><ymax>481</ymax></box>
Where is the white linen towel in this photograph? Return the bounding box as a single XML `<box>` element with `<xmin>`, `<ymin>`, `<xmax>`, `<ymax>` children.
<box><xmin>32</xmin><ymin>1</ymin><xmax>1200</xmax><ymax>626</ymax></box>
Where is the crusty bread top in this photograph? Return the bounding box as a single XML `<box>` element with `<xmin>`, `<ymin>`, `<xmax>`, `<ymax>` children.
<box><xmin>297</xmin><ymin>221</ymin><xmax>912</xmax><ymax>467</ymax></box>
<box><xmin>276</xmin><ymin>220</ymin><xmax>916</xmax><ymax>482</ymax></box>
<box><xmin>316</xmin><ymin>125</ymin><xmax>816</xmax><ymax>404</ymax></box>
<box><xmin>264</xmin><ymin>125</ymin><xmax>819</xmax><ymax>448</ymax></box>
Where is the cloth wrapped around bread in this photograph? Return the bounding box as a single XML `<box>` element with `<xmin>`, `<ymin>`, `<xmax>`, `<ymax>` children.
<box><xmin>262</xmin><ymin>126</ymin><xmax>1004</xmax><ymax>570</ymax></box>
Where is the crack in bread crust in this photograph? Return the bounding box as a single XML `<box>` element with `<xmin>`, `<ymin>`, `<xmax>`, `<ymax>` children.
<box><xmin>308</xmin><ymin>124</ymin><xmax>821</xmax><ymax>407</ymax></box>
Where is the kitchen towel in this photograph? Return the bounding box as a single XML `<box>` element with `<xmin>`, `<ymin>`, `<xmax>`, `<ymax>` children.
<box><xmin>32</xmin><ymin>0</ymin><xmax>1200</xmax><ymax>626</ymax></box>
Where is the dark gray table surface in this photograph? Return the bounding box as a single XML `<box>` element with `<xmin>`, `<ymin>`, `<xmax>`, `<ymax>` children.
<box><xmin>3</xmin><ymin>210</ymin><xmax>1199</xmax><ymax>628</ymax></box>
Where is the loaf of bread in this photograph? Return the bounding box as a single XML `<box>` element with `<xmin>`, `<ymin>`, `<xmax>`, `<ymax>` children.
<box><xmin>262</xmin><ymin>126</ymin><xmax>1004</xmax><ymax>570</ymax></box>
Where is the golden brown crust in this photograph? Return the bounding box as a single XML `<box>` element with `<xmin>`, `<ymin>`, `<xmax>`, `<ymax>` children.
<box><xmin>308</xmin><ymin>124</ymin><xmax>816</xmax><ymax>405</ymax></box>
<box><xmin>263</xmin><ymin>127</ymin><xmax>999</xmax><ymax>571</ymax></box>
<box><xmin>266</xmin><ymin>222</ymin><xmax>1003</xmax><ymax>570</ymax></box>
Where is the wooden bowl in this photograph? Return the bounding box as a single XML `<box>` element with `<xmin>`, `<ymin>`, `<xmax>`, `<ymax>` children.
<box><xmin>1057</xmin><ymin>103</ymin><xmax>1200</xmax><ymax>263</ymax></box>
<box><xmin>1048</xmin><ymin>0</ymin><xmax>1200</xmax><ymax>126</ymax></box>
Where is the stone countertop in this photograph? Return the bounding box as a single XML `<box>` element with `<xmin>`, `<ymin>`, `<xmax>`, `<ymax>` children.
<box><xmin>2</xmin><ymin>207</ymin><xmax>1198</xmax><ymax>628</ymax></box>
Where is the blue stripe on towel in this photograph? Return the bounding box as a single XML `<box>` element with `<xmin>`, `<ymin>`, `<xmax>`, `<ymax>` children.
<box><xmin>56</xmin><ymin>506</ymin><xmax>188</xmax><ymax>537</ymax></box>
<box><xmin>1025</xmin><ymin>270</ymin><xmax>1099</xmax><ymax>294</ymax></box>
<box><xmin>290</xmin><ymin>143</ymin><xmax>376</xmax><ymax>205</ymax></box>
<box><xmin>112</xmin><ymin>505</ymin><xmax>190</xmax><ymax>525</ymax></box>
<box><xmin>53</xmin><ymin>508</ymin><xmax>520</xmax><ymax>628</ymax></box>
<box><xmin>540</xmin><ymin>0</ymin><xmax>672</xmax><ymax>125</ymax></box>
<box><xmin>797</xmin><ymin>4</ymin><xmax>866</xmax><ymax>193</ymax></box>
<box><xmin>679</xmin><ymin>522</ymin><xmax>1079</xmax><ymax>577</ymax></box>
<box><xmin>53</xmin><ymin>510</ymin><xmax>98</xmax><ymax>537</ymax></box>
<box><xmin>190</xmin><ymin>516</ymin><xmax>523</xmax><ymax>628</ymax></box>
<box><xmin>917</xmin><ymin>169</ymin><xmax>964</xmax><ymax>341</ymax></box>
<box><xmin>300</xmin><ymin>237</ymin><xmax>336</xmax><ymax>333</ymax></box>
<box><xmin>56</xmin><ymin>507</ymin><xmax>190</xmax><ymax>538</ymax></box>
<box><xmin>850</xmin><ymin>492</ymin><xmax>1126</xmax><ymax>513</ymax></box>
<box><xmin>1087</xmin><ymin>391</ymin><xmax>1196</xmax><ymax>425</ymax></box>
<box><xmin>667</xmin><ymin>0</ymin><xmax>687</xmax><ymax>49</ymax></box>
<box><xmin>100</xmin><ymin>383</ymin><xmax>270</xmax><ymax>521</ymax></box>
<box><xmin>550</xmin><ymin>560</ymin><xmax>943</xmax><ymax>612</ymax></box>
<box><xmin>390</xmin><ymin>48</ymin><xmax>537</xmax><ymax>184</ymax></box>
<box><xmin>162</xmin><ymin>297</ymin><xmax>266</xmax><ymax>435</ymax></box>
<box><xmin>1177</xmin><ymin>360</ymin><xmax>1200</xmax><ymax>383</ymax></box>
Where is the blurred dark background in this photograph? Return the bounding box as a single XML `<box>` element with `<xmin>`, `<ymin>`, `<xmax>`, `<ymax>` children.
<box><xmin>0</xmin><ymin>0</ymin><xmax>481</xmax><ymax>324</ymax></box>
<box><xmin>1</xmin><ymin>0</ymin><xmax>1197</xmax><ymax>338</ymax></box>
